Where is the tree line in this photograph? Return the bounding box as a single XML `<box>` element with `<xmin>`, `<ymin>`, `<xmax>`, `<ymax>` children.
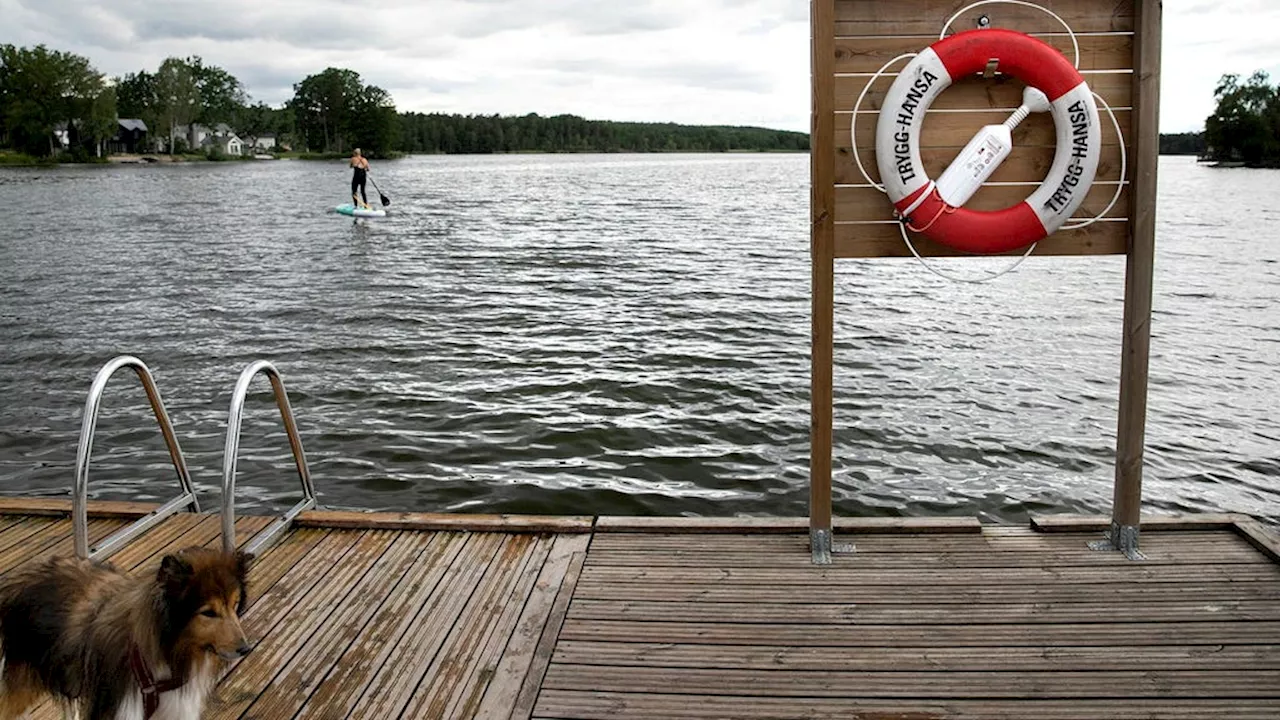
<box><xmin>0</xmin><ymin>43</ymin><xmax>807</xmax><ymax>160</ymax></box>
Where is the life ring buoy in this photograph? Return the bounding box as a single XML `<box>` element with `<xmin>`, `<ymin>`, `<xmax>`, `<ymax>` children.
<box><xmin>874</xmin><ymin>28</ymin><xmax>1102</xmax><ymax>254</ymax></box>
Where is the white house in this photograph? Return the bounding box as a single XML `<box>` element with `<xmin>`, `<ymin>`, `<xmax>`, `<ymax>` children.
<box><xmin>187</xmin><ymin>123</ymin><xmax>243</xmax><ymax>156</ymax></box>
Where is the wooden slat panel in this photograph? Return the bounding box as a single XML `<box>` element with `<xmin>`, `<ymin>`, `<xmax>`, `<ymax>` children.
<box><xmin>542</xmin><ymin>664</ymin><xmax>1280</xmax><ymax>698</ymax></box>
<box><xmin>594</xmin><ymin>516</ymin><xmax>980</xmax><ymax>534</ymax></box>
<box><xmin>0</xmin><ymin>497</ymin><xmax>159</xmax><ymax>518</ymax></box>
<box><xmin>534</xmin><ymin>692</ymin><xmax>1280</xmax><ymax>720</ymax></box>
<box><xmin>567</xmin><ymin>599</ymin><xmax>1280</xmax><ymax>625</ymax></box>
<box><xmin>833</xmin><ymin>219</ymin><xmax>1127</xmax><ymax>257</ymax></box>
<box><xmin>835</xmin><ymin>182</ymin><xmax>1127</xmax><ymax>222</ymax></box>
<box><xmin>239</xmin><ymin>531</ymin><xmax>437</xmax><ymax>720</ymax></box>
<box><xmin>1032</xmin><ymin>514</ymin><xmax>1250</xmax><ymax>532</ymax></box>
<box><xmin>293</xmin><ymin>532</ymin><xmax>468</xmax><ymax>720</ymax></box>
<box><xmin>440</xmin><ymin>537</ymin><xmax>556</xmax><ymax>719</ymax></box>
<box><xmin>398</xmin><ymin>535</ymin><xmax>544</xmax><ymax>719</ymax></box>
<box><xmin>572</xmin><ymin>580</ymin><xmax>1280</xmax><ymax>605</ymax></box>
<box><xmin>835</xmin><ymin>33</ymin><xmax>1134</xmax><ymax>73</ymax></box>
<box><xmin>510</xmin><ymin>549</ymin><xmax>589</xmax><ymax>720</ymax></box>
<box><xmin>579</xmin><ymin>562</ymin><xmax>1280</xmax><ymax>587</ymax></box>
<box><xmin>557</xmin><ymin>619</ymin><xmax>1280</xmax><ymax>647</ymax></box>
<box><xmin>0</xmin><ymin>519</ymin><xmax>121</xmax><ymax>577</ymax></box>
<box><xmin>1235</xmin><ymin>520</ymin><xmax>1280</xmax><ymax>564</ymax></box>
<box><xmin>475</xmin><ymin>534</ymin><xmax>591</xmax><ymax>720</ymax></box>
<box><xmin>0</xmin><ymin>518</ymin><xmax>57</xmax><ymax>556</ymax></box>
<box><xmin>296</xmin><ymin>509</ymin><xmax>593</xmax><ymax>533</ymax></box>
<box><xmin>205</xmin><ymin>529</ymin><xmax>370</xmax><ymax>719</ymax></box>
<box><xmin>343</xmin><ymin>532</ymin><xmax>505</xmax><ymax>719</ymax></box>
<box><xmin>241</xmin><ymin>528</ymin><xmax>331</xmax><ymax>608</ymax></box>
<box><xmin>838</xmin><ymin>143</ymin><xmax>1128</xmax><ymax>187</ymax></box>
<box><xmin>832</xmin><ymin>0</ymin><xmax>1136</xmax><ymax>36</ymax></box>
<box><xmin>586</xmin><ymin>529</ymin><xmax>1254</xmax><ymax>553</ymax></box>
<box><xmin>550</xmin><ymin>641</ymin><xmax>1280</xmax><ymax>672</ymax></box>
<box><xmin>837</xmin><ymin>71</ymin><xmax>1133</xmax><ymax>114</ymax></box>
<box><xmin>840</xmin><ymin>108</ymin><xmax>1132</xmax><ymax>149</ymax></box>
<box><xmin>583</xmin><ymin>544</ymin><xmax>1264</xmax><ymax>568</ymax></box>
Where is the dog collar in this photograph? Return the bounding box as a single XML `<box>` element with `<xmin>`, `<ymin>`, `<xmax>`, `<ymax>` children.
<box><xmin>128</xmin><ymin>644</ymin><xmax>184</xmax><ymax>719</ymax></box>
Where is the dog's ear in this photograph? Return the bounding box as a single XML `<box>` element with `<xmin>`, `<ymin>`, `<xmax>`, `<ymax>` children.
<box><xmin>158</xmin><ymin>553</ymin><xmax>194</xmax><ymax>592</ymax></box>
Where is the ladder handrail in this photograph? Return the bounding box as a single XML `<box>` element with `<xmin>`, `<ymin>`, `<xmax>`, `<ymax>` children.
<box><xmin>222</xmin><ymin>360</ymin><xmax>316</xmax><ymax>556</ymax></box>
<box><xmin>74</xmin><ymin>356</ymin><xmax>200</xmax><ymax>560</ymax></box>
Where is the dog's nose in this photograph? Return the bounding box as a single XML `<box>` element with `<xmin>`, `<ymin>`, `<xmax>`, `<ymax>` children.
<box><xmin>236</xmin><ymin>641</ymin><xmax>252</xmax><ymax>657</ymax></box>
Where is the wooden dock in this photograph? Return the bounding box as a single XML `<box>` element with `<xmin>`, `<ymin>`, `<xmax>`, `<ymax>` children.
<box><xmin>0</xmin><ymin>500</ymin><xmax>1277</xmax><ymax>719</ymax></box>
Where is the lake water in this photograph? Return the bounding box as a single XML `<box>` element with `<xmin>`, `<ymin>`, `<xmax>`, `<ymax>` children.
<box><xmin>0</xmin><ymin>154</ymin><xmax>1276</xmax><ymax>524</ymax></box>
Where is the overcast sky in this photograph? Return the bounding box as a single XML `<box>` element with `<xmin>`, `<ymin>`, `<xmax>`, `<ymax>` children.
<box><xmin>1</xmin><ymin>0</ymin><xmax>1276</xmax><ymax>133</ymax></box>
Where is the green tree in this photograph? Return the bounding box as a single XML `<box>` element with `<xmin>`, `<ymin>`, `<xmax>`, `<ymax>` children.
<box><xmin>187</xmin><ymin>57</ymin><xmax>246</xmax><ymax>127</ymax></box>
<box><xmin>0</xmin><ymin>44</ymin><xmax>115</xmax><ymax>157</ymax></box>
<box><xmin>1204</xmin><ymin>71</ymin><xmax>1280</xmax><ymax>166</ymax></box>
<box><xmin>155</xmin><ymin>58</ymin><xmax>199</xmax><ymax>153</ymax></box>
<box><xmin>288</xmin><ymin>68</ymin><xmax>397</xmax><ymax>155</ymax></box>
<box><xmin>116</xmin><ymin>70</ymin><xmax>160</xmax><ymax>142</ymax></box>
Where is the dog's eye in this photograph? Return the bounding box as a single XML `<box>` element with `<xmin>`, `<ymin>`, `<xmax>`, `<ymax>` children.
<box><xmin>201</xmin><ymin>609</ymin><xmax>218</xmax><ymax>618</ymax></box>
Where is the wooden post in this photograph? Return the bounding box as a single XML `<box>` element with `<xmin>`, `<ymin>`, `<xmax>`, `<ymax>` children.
<box><xmin>810</xmin><ymin>0</ymin><xmax>836</xmax><ymax>564</ymax></box>
<box><xmin>1107</xmin><ymin>0</ymin><xmax>1163</xmax><ymax>559</ymax></box>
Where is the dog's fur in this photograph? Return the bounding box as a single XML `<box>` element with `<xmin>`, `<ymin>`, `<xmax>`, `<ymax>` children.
<box><xmin>0</xmin><ymin>547</ymin><xmax>251</xmax><ymax>720</ymax></box>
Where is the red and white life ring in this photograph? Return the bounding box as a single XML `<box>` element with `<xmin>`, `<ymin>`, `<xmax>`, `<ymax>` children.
<box><xmin>874</xmin><ymin>28</ymin><xmax>1102</xmax><ymax>254</ymax></box>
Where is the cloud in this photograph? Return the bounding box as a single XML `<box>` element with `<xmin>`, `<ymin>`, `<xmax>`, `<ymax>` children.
<box><xmin>5</xmin><ymin>0</ymin><xmax>1272</xmax><ymax>132</ymax></box>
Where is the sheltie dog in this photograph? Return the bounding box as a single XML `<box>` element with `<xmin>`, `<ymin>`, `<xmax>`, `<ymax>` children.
<box><xmin>0</xmin><ymin>547</ymin><xmax>252</xmax><ymax>720</ymax></box>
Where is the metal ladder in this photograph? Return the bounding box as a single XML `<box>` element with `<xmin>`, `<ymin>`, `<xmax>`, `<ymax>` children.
<box><xmin>221</xmin><ymin>360</ymin><xmax>316</xmax><ymax>556</ymax></box>
<box><xmin>72</xmin><ymin>357</ymin><xmax>317</xmax><ymax>560</ymax></box>
<box><xmin>73</xmin><ymin>356</ymin><xmax>201</xmax><ymax>560</ymax></box>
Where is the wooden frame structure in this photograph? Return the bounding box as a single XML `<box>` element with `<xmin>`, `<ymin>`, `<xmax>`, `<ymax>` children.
<box><xmin>810</xmin><ymin>0</ymin><xmax>1162</xmax><ymax>563</ymax></box>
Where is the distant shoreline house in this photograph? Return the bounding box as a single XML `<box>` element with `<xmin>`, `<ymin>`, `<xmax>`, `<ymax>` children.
<box><xmin>109</xmin><ymin>119</ymin><xmax>149</xmax><ymax>154</ymax></box>
<box><xmin>188</xmin><ymin>123</ymin><xmax>244</xmax><ymax>156</ymax></box>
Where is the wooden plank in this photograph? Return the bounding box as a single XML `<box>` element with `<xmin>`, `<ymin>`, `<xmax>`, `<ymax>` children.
<box><xmin>841</xmin><ymin>107</ymin><xmax>1132</xmax><ymax>151</ymax></box>
<box><xmin>810</xmin><ymin>0</ymin><xmax>837</xmax><ymax>544</ymax></box>
<box><xmin>237</xmin><ymin>531</ymin><xmax>437</xmax><ymax>720</ymax></box>
<box><xmin>205</xmin><ymin>529</ymin><xmax>369</xmax><ymax>719</ymax></box>
<box><xmin>475</xmin><ymin>534</ymin><xmax>591</xmax><ymax>720</ymax></box>
<box><xmin>557</xmin><ymin>619</ymin><xmax>1280</xmax><ymax>647</ymax></box>
<box><xmin>835</xmin><ymin>181</ymin><xmax>1127</xmax><ymax>222</ymax></box>
<box><xmin>832</xmin><ymin>0</ymin><xmax>1136</xmax><ymax>36</ymax></box>
<box><xmin>586</xmin><ymin>529</ymin><xmax>1254</xmax><ymax>553</ymax></box>
<box><xmin>581</xmin><ymin>544</ymin><xmax>1268</xmax><ymax>569</ymax></box>
<box><xmin>398</xmin><ymin>535</ymin><xmax>545</xmax><ymax>719</ymax></box>
<box><xmin>1111</xmin><ymin>0</ymin><xmax>1162</xmax><ymax>533</ymax></box>
<box><xmin>595</xmin><ymin>516</ymin><xmax>980</xmax><ymax>534</ymax></box>
<box><xmin>542</xmin><ymin>664</ymin><xmax>1280</xmax><ymax>698</ymax></box>
<box><xmin>292</xmin><ymin>532</ymin><xmax>468</xmax><ymax>720</ymax></box>
<box><xmin>440</xmin><ymin>537</ymin><xmax>557</xmax><ymax>719</ymax></box>
<box><xmin>834</xmin><ymin>218</ymin><xmax>1127</xmax><ymax>257</ymax></box>
<box><xmin>240</xmin><ymin>528</ymin><xmax>330</xmax><ymax>609</ymax></box>
<box><xmin>342</xmin><ymin>532</ymin><xmax>506</xmax><ymax>719</ymax></box>
<box><xmin>534</xmin><ymin>692</ymin><xmax>1280</xmax><ymax>720</ymax></box>
<box><xmin>566</xmin><ymin>599</ymin><xmax>1280</xmax><ymax>625</ymax></box>
<box><xmin>1235</xmin><ymin>520</ymin><xmax>1280</xmax><ymax>564</ymax></box>
<box><xmin>835</xmin><ymin>32</ymin><xmax>1134</xmax><ymax>73</ymax></box>
<box><xmin>511</xmin><ymin>549</ymin><xmax>588</xmax><ymax>720</ymax></box>
<box><xmin>0</xmin><ymin>519</ymin><xmax>121</xmax><ymax>577</ymax></box>
<box><xmin>1033</xmin><ymin>514</ymin><xmax>1248</xmax><ymax>532</ymax></box>
<box><xmin>578</xmin><ymin>562</ymin><xmax>1280</xmax><ymax>587</ymax></box>
<box><xmin>839</xmin><ymin>147</ymin><xmax>1128</xmax><ymax>188</ymax></box>
<box><xmin>550</xmin><ymin>641</ymin><xmax>1280</xmax><ymax>672</ymax></box>
<box><xmin>0</xmin><ymin>518</ymin><xmax>57</xmax><ymax>556</ymax></box>
<box><xmin>572</xmin><ymin>580</ymin><xmax>1280</xmax><ymax>605</ymax></box>
<box><xmin>295</xmin><ymin>509</ymin><xmax>593</xmax><ymax>533</ymax></box>
<box><xmin>0</xmin><ymin>497</ymin><xmax>160</xmax><ymax>518</ymax></box>
<box><xmin>837</xmin><ymin>71</ymin><xmax>1133</xmax><ymax>114</ymax></box>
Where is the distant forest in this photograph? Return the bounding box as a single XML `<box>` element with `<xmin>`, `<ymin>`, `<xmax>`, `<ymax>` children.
<box><xmin>1159</xmin><ymin>132</ymin><xmax>1206</xmax><ymax>156</ymax></box>
<box><xmin>399</xmin><ymin>113</ymin><xmax>809</xmax><ymax>154</ymax></box>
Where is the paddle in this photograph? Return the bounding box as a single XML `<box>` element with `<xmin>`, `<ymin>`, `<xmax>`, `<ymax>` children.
<box><xmin>367</xmin><ymin>174</ymin><xmax>391</xmax><ymax>207</ymax></box>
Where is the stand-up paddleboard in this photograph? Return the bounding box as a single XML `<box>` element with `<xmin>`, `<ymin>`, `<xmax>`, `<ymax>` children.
<box><xmin>335</xmin><ymin>203</ymin><xmax>387</xmax><ymax>218</ymax></box>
